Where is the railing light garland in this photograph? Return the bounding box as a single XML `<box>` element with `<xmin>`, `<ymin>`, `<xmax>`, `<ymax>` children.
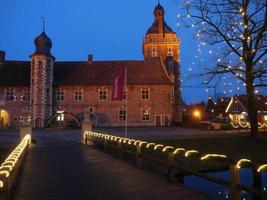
<box><xmin>257</xmin><ymin>164</ymin><xmax>267</xmax><ymax>173</ymax></box>
<box><xmin>154</xmin><ymin>144</ymin><xmax>164</xmax><ymax>150</ymax></box>
<box><xmin>0</xmin><ymin>134</ymin><xmax>31</xmax><ymax>190</ymax></box>
<box><xmin>173</xmin><ymin>148</ymin><xmax>185</xmax><ymax>155</ymax></box>
<box><xmin>236</xmin><ymin>159</ymin><xmax>252</xmax><ymax>169</ymax></box>
<box><xmin>85</xmin><ymin>131</ymin><xmax>267</xmax><ymax>174</ymax></box>
<box><xmin>146</xmin><ymin>143</ymin><xmax>156</xmax><ymax>148</ymax></box>
<box><xmin>201</xmin><ymin>154</ymin><xmax>227</xmax><ymax>160</ymax></box>
<box><xmin>185</xmin><ymin>150</ymin><xmax>199</xmax><ymax>157</ymax></box>
<box><xmin>162</xmin><ymin>146</ymin><xmax>174</xmax><ymax>152</ymax></box>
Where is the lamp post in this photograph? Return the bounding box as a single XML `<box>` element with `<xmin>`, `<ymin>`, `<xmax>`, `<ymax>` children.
<box><xmin>193</xmin><ymin>110</ymin><xmax>201</xmax><ymax>121</ymax></box>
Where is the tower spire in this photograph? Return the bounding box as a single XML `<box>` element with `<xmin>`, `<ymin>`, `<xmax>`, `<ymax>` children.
<box><xmin>41</xmin><ymin>17</ymin><xmax>45</xmax><ymax>32</ymax></box>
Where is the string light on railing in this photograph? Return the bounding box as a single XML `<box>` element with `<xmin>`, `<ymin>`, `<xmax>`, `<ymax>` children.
<box><xmin>162</xmin><ymin>146</ymin><xmax>174</xmax><ymax>152</ymax></box>
<box><xmin>257</xmin><ymin>164</ymin><xmax>267</xmax><ymax>172</ymax></box>
<box><xmin>0</xmin><ymin>166</ymin><xmax>12</xmax><ymax>171</ymax></box>
<box><xmin>0</xmin><ymin>134</ymin><xmax>31</xmax><ymax>189</ymax></box>
<box><xmin>185</xmin><ymin>150</ymin><xmax>199</xmax><ymax>157</ymax></box>
<box><xmin>173</xmin><ymin>148</ymin><xmax>185</xmax><ymax>155</ymax></box>
<box><xmin>128</xmin><ymin>139</ymin><xmax>135</xmax><ymax>145</ymax></box>
<box><xmin>146</xmin><ymin>143</ymin><xmax>156</xmax><ymax>148</ymax></box>
<box><xmin>134</xmin><ymin>140</ymin><xmax>142</xmax><ymax>146</ymax></box>
<box><xmin>139</xmin><ymin>142</ymin><xmax>147</xmax><ymax>147</ymax></box>
<box><xmin>236</xmin><ymin>159</ymin><xmax>252</xmax><ymax>169</ymax></box>
<box><xmin>0</xmin><ymin>170</ymin><xmax>9</xmax><ymax>178</ymax></box>
<box><xmin>200</xmin><ymin>154</ymin><xmax>227</xmax><ymax>160</ymax></box>
<box><xmin>154</xmin><ymin>144</ymin><xmax>164</xmax><ymax>150</ymax></box>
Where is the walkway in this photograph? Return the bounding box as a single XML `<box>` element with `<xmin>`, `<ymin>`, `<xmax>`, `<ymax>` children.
<box><xmin>11</xmin><ymin>137</ymin><xmax>211</xmax><ymax>200</ymax></box>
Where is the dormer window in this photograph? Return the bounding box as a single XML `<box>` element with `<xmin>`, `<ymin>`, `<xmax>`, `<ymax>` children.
<box><xmin>152</xmin><ymin>47</ymin><xmax>157</xmax><ymax>57</ymax></box>
<box><xmin>167</xmin><ymin>47</ymin><xmax>173</xmax><ymax>56</ymax></box>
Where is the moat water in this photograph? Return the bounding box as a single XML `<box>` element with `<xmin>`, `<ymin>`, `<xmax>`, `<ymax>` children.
<box><xmin>184</xmin><ymin>169</ymin><xmax>267</xmax><ymax>200</ymax></box>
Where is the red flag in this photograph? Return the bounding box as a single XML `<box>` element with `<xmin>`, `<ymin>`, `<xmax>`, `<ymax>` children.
<box><xmin>112</xmin><ymin>68</ymin><xmax>125</xmax><ymax>100</ymax></box>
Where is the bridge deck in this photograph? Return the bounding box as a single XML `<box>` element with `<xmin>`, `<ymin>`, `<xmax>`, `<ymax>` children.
<box><xmin>11</xmin><ymin>140</ymin><xmax>210</xmax><ymax>200</ymax></box>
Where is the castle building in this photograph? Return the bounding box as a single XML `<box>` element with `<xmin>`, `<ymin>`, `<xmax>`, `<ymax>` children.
<box><xmin>0</xmin><ymin>3</ymin><xmax>182</xmax><ymax>128</ymax></box>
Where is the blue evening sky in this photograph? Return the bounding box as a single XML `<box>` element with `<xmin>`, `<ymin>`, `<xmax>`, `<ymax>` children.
<box><xmin>0</xmin><ymin>0</ymin><xmax>228</xmax><ymax>103</ymax></box>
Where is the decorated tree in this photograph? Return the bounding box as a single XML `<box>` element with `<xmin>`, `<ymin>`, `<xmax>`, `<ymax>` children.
<box><xmin>178</xmin><ymin>0</ymin><xmax>267</xmax><ymax>138</ymax></box>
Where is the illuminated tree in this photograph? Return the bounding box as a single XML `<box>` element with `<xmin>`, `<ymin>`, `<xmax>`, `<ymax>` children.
<box><xmin>178</xmin><ymin>0</ymin><xmax>267</xmax><ymax>138</ymax></box>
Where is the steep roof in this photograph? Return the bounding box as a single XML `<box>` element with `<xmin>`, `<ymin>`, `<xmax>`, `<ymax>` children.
<box><xmin>214</xmin><ymin>95</ymin><xmax>267</xmax><ymax>113</ymax></box>
<box><xmin>147</xmin><ymin>22</ymin><xmax>174</xmax><ymax>34</ymax></box>
<box><xmin>0</xmin><ymin>61</ymin><xmax>30</xmax><ymax>86</ymax></box>
<box><xmin>234</xmin><ymin>95</ymin><xmax>267</xmax><ymax>111</ymax></box>
<box><xmin>0</xmin><ymin>58</ymin><xmax>172</xmax><ymax>87</ymax></box>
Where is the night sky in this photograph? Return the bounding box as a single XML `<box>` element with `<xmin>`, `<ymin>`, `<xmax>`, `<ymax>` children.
<box><xmin>0</xmin><ymin>0</ymin><xmax>240</xmax><ymax>103</ymax></box>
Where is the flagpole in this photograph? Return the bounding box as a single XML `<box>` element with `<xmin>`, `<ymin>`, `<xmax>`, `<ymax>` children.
<box><xmin>125</xmin><ymin>66</ymin><xmax>128</xmax><ymax>138</ymax></box>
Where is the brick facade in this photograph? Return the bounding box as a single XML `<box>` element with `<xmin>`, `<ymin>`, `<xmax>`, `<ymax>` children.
<box><xmin>0</xmin><ymin>3</ymin><xmax>182</xmax><ymax>128</ymax></box>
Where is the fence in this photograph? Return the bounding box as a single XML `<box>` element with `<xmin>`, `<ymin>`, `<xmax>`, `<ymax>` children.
<box><xmin>0</xmin><ymin>134</ymin><xmax>31</xmax><ymax>199</ymax></box>
<box><xmin>85</xmin><ymin>131</ymin><xmax>267</xmax><ymax>200</ymax></box>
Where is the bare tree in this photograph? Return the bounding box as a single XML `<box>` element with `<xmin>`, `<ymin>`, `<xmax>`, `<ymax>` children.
<box><xmin>178</xmin><ymin>0</ymin><xmax>267</xmax><ymax>138</ymax></box>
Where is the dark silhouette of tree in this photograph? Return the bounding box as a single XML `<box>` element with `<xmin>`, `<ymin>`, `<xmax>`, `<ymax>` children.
<box><xmin>178</xmin><ymin>0</ymin><xmax>267</xmax><ymax>138</ymax></box>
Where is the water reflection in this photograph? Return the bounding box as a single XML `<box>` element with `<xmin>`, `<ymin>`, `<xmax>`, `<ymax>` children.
<box><xmin>184</xmin><ymin>169</ymin><xmax>266</xmax><ymax>200</ymax></box>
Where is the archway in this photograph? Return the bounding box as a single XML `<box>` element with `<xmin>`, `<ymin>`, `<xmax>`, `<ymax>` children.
<box><xmin>45</xmin><ymin>112</ymin><xmax>81</xmax><ymax>129</ymax></box>
<box><xmin>0</xmin><ymin>109</ymin><xmax>10</xmax><ymax>128</ymax></box>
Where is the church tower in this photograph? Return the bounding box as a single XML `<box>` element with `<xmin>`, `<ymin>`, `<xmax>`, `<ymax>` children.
<box><xmin>143</xmin><ymin>2</ymin><xmax>180</xmax><ymax>63</ymax></box>
<box><xmin>143</xmin><ymin>2</ymin><xmax>182</xmax><ymax>123</ymax></box>
<box><xmin>30</xmin><ymin>31</ymin><xmax>55</xmax><ymax>128</ymax></box>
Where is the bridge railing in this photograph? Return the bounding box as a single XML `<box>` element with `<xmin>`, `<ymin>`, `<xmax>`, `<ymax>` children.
<box><xmin>84</xmin><ymin>131</ymin><xmax>267</xmax><ymax>200</ymax></box>
<box><xmin>0</xmin><ymin>134</ymin><xmax>31</xmax><ymax>199</ymax></box>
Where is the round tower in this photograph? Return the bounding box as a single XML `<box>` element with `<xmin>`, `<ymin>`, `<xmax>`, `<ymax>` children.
<box><xmin>30</xmin><ymin>31</ymin><xmax>55</xmax><ymax>128</ymax></box>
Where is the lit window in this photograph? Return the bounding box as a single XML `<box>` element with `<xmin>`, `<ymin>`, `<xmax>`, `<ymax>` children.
<box><xmin>141</xmin><ymin>88</ymin><xmax>150</xmax><ymax>100</ymax></box>
<box><xmin>123</xmin><ymin>90</ymin><xmax>127</xmax><ymax>100</ymax></box>
<box><xmin>152</xmin><ymin>47</ymin><xmax>157</xmax><ymax>57</ymax></box>
<box><xmin>99</xmin><ymin>90</ymin><xmax>107</xmax><ymax>101</ymax></box>
<box><xmin>5</xmin><ymin>88</ymin><xmax>15</xmax><ymax>101</ymax></box>
<box><xmin>56</xmin><ymin>90</ymin><xmax>64</xmax><ymax>101</ymax></box>
<box><xmin>57</xmin><ymin>111</ymin><xmax>64</xmax><ymax>122</ymax></box>
<box><xmin>141</xmin><ymin>108</ymin><xmax>150</xmax><ymax>121</ymax></box>
<box><xmin>118</xmin><ymin>109</ymin><xmax>126</xmax><ymax>121</ymax></box>
<box><xmin>167</xmin><ymin>47</ymin><xmax>173</xmax><ymax>56</ymax></box>
<box><xmin>23</xmin><ymin>90</ymin><xmax>30</xmax><ymax>101</ymax></box>
<box><xmin>264</xmin><ymin>115</ymin><xmax>267</xmax><ymax>121</ymax></box>
<box><xmin>74</xmin><ymin>90</ymin><xmax>83</xmax><ymax>101</ymax></box>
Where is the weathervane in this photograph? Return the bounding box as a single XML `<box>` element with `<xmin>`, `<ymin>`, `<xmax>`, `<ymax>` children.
<box><xmin>41</xmin><ymin>17</ymin><xmax>45</xmax><ymax>32</ymax></box>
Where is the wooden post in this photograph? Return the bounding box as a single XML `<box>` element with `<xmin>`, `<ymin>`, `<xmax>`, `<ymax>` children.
<box><xmin>230</xmin><ymin>165</ymin><xmax>240</xmax><ymax>200</ymax></box>
<box><xmin>81</xmin><ymin>120</ymin><xmax>92</xmax><ymax>144</ymax></box>
<box><xmin>104</xmin><ymin>138</ymin><xmax>108</xmax><ymax>152</ymax></box>
<box><xmin>136</xmin><ymin>145</ymin><xmax>142</xmax><ymax>167</ymax></box>
<box><xmin>118</xmin><ymin>141</ymin><xmax>122</xmax><ymax>158</ymax></box>
<box><xmin>252</xmin><ymin>168</ymin><xmax>262</xmax><ymax>200</ymax></box>
<box><xmin>167</xmin><ymin>152</ymin><xmax>176</xmax><ymax>182</ymax></box>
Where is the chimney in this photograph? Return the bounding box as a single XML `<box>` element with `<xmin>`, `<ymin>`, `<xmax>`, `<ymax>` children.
<box><xmin>0</xmin><ymin>50</ymin><xmax>5</xmax><ymax>65</ymax></box>
<box><xmin>88</xmin><ymin>54</ymin><xmax>93</xmax><ymax>64</ymax></box>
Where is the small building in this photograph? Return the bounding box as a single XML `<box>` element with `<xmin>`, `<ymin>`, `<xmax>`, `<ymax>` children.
<box><xmin>225</xmin><ymin>95</ymin><xmax>267</xmax><ymax>123</ymax></box>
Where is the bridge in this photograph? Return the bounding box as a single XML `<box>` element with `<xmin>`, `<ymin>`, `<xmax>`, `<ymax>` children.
<box><xmin>0</xmin><ymin>128</ymin><xmax>210</xmax><ymax>200</ymax></box>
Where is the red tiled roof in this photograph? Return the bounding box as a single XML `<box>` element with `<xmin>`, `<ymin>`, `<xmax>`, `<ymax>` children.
<box><xmin>54</xmin><ymin>58</ymin><xmax>172</xmax><ymax>85</ymax></box>
<box><xmin>0</xmin><ymin>58</ymin><xmax>172</xmax><ymax>86</ymax></box>
<box><xmin>214</xmin><ymin>95</ymin><xmax>267</xmax><ymax>113</ymax></box>
<box><xmin>0</xmin><ymin>61</ymin><xmax>30</xmax><ymax>86</ymax></box>
<box><xmin>235</xmin><ymin>95</ymin><xmax>267</xmax><ymax>111</ymax></box>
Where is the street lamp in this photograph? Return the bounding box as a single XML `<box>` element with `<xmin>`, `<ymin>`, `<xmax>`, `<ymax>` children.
<box><xmin>193</xmin><ymin>110</ymin><xmax>201</xmax><ymax>121</ymax></box>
